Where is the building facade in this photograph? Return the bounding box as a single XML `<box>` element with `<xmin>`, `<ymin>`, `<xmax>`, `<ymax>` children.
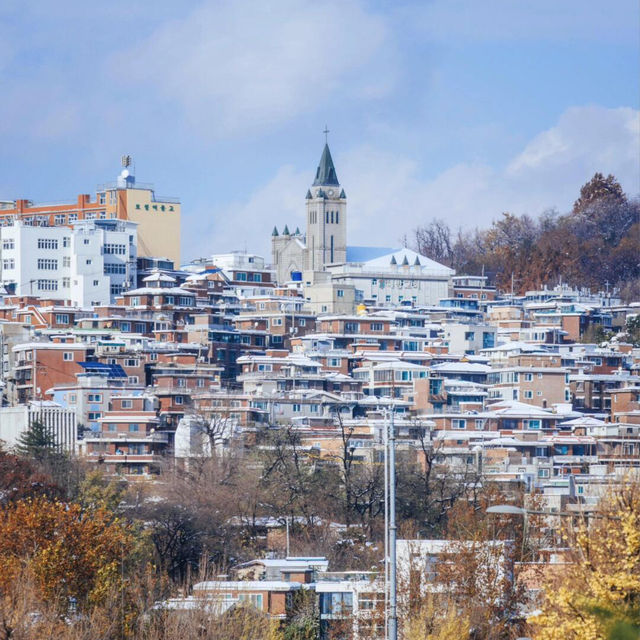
<box><xmin>0</xmin><ymin>220</ymin><xmax>137</xmax><ymax>306</ymax></box>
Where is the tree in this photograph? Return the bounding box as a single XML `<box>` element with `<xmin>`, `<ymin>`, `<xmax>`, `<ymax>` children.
<box><xmin>573</xmin><ymin>173</ymin><xmax>626</xmax><ymax>214</ymax></box>
<box><xmin>532</xmin><ymin>481</ymin><xmax>640</xmax><ymax>640</ymax></box>
<box><xmin>624</xmin><ymin>315</ymin><xmax>640</xmax><ymax>347</ymax></box>
<box><xmin>15</xmin><ymin>420</ymin><xmax>57</xmax><ymax>461</ymax></box>
<box><xmin>0</xmin><ymin>497</ymin><xmax>136</xmax><ymax>616</ymax></box>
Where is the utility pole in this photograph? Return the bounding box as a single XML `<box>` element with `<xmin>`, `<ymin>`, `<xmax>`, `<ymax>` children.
<box><xmin>388</xmin><ymin>407</ymin><xmax>397</xmax><ymax>640</ymax></box>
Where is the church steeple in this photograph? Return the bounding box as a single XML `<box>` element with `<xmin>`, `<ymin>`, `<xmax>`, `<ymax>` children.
<box><xmin>313</xmin><ymin>144</ymin><xmax>340</xmax><ymax>186</ymax></box>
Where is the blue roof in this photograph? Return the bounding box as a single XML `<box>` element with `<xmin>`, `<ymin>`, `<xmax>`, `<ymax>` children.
<box><xmin>346</xmin><ymin>246</ymin><xmax>396</xmax><ymax>263</ymax></box>
<box><xmin>78</xmin><ymin>362</ymin><xmax>128</xmax><ymax>378</ymax></box>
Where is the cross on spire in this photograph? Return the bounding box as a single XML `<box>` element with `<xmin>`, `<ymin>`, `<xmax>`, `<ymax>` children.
<box><xmin>323</xmin><ymin>125</ymin><xmax>330</xmax><ymax>144</ymax></box>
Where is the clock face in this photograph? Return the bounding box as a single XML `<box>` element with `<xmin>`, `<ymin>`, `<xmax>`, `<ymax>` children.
<box><xmin>327</xmin><ymin>189</ymin><xmax>334</xmax><ymax>196</ymax></box>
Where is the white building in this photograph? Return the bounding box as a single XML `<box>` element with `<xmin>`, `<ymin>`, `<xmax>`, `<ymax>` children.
<box><xmin>326</xmin><ymin>247</ymin><xmax>453</xmax><ymax>307</ymax></box>
<box><xmin>0</xmin><ymin>219</ymin><xmax>137</xmax><ymax>306</ymax></box>
<box><xmin>0</xmin><ymin>400</ymin><xmax>77</xmax><ymax>453</ymax></box>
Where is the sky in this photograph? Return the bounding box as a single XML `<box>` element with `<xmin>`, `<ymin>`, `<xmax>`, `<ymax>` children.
<box><xmin>0</xmin><ymin>0</ymin><xmax>638</xmax><ymax>263</ymax></box>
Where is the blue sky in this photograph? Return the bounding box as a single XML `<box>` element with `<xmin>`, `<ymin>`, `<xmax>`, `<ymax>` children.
<box><xmin>1</xmin><ymin>0</ymin><xmax>638</xmax><ymax>262</ymax></box>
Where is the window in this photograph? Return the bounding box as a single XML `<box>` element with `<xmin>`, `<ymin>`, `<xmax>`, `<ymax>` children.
<box><xmin>272</xmin><ymin>317</ymin><xmax>283</xmax><ymax>326</ymax></box>
<box><xmin>104</xmin><ymin>263</ymin><xmax>126</xmax><ymax>274</ymax></box>
<box><xmin>125</xmin><ymin>359</ymin><xmax>139</xmax><ymax>367</ymax></box>
<box><xmin>538</xmin><ymin>468</ymin><xmax>550</xmax><ymax>478</ymax></box>
<box><xmin>88</xmin><ymin>394</ymin><xmax>102</xmax><ymax>402</ymax></box>
<box><xmin>69</xmin><ymin>394</ymin><xmax>77</xmax><ymax>404</ymax></box>
<box><xmin>111</xmin><ymin>284</ymin><xmax>124</xmax><ymax>296</ymax></box>
<box><xmin>475</xmin><ymin>419</ymin><xmax>485</xmax><ymax>430</ymax></box>
<box><xmin>37</xmin><ymin>238</ymin><xmax>58</xmax><ymax>250</ymax></box>
<box><xmin>128</xmin><ymin>376</ymin><xmax>139</xmax><ymax>384</ymax></box>
<box><xmin>129</xmin><ymin>423</ymin><xmax>140</xmax><ymax>432</ymax></box>
<box><xmin>63</xmin><ymin>236</ymin><xmax>70</xmax><ymax>247</ymax></box>
<box><xmin>292</xmin><ymin>403</ymin><xmax>301</xmax><ymax>412</ymax></box>
<box><xmin>37</xmin><ymin>279</ymin><xmax>58</xmax><ymax>291</ymax></box>
<box><xmin>523</xmin><ymin>390</ymin><xmax>533</xmax><ymax>399</ymax></box>
<box><xmin>63</xmin><ymin>352</ymin><xmax>74</xmax><ymax>361</ymax></box>
<box><xmin>68</xmin><ymin>213</ymin><xmax>78</xmax><ymax>223</ymax></box>
<box><xmin>121</xmin><ymin>399</ymin><xmax>133</xmax><ymax>409</ymax></box>
<box><xmin>62</xmin><ymin>277</ymin><xmax>70</xmax><ymax>288</ymax></box>
<box><xmin>86</xmin><ymin>259</ymin><xmax>92</xmax><ymax>265</ymax></box>
<box><xmin>176</xmin><ymin>378</ymin><xmax>186</xmax><ymax>388</ymax></box>
<box><xmin>2</xmin><ymin>239</ymin><xmax>14</xmax><ymax>250</ymax></box>
<box><xmin>37</xmin><ymin>258</ymin><xmax>58</xmax><ymax>270</ymax></box>
<box><xmin>370</xmin><ymin>322</ymin><xmax>383</xmax><ymax>331</ymax></box>
<box><xmin>337</xmin><ymin>289</ymin><xmax>344</xmax><ymax>298</ymax></box>
<box><xmin>345</xmin><ymin>322</ymin><xmax>359</xmax><ymax>333</ymax></box>
<box><xmin>103</xmin><ymin>243</ymin><xmax>126</xmax><ymax>255</ymax></box>
<box><xmin>88</xmin><ymin>412</ymin><xmax>101</xmax><ymax>420</ymax></box>
<box><xmin>452</xmin><ymin>419</ymin><xmax>466</xmax><ymax>429</ymax></box>
<box><xmin>524</xmin><ymin>373</ymin><xmax>533</xmax><ymax>382</ymax></box>
<box><xmin>175</xmin><ymin>396</ymin><xmax>184</xmax><ymax>405</ymax></box>
<box><xmin>62</xmin><ymin>256</ymin><xmax>71</xmax><ymax>267</ymax></box>
<box><xmin>55</xmin><ymin>314</ymin><xmax>69</xmax><ymax>324</ymax></box>
<box><xmin>2</xmin><ymin>258</ymin><xmax>14</xmax><ymax>270</ymax></box>
<box><xmin>238</xmin><ymin>594</ymin><xmax>263</xmax><ymax>610</ymax></box>
<box><xmin>93</xmin><ymin>280</ymin><xmax>99</xmax><ymax>286</ymax></box>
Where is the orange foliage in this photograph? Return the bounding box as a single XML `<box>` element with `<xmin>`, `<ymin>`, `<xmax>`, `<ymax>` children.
<box><xmin>0</xmin><ymin>496</ymin><xmax>134</xmax><ymax>611</ymax></box>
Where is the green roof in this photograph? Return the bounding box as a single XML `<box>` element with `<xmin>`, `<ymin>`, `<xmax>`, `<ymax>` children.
<box><xmin>272</xmin><ymin>226</ymin><xmax>279</xmax><ymax>236</ymax></box>
<box><xmin>312</xmin><ymin>144</ymin><xmax>340</xmax><ymax>186</ymax></box>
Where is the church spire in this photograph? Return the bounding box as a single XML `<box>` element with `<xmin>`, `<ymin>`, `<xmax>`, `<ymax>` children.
<box><xmin>313</xmin><ymin>144</ymin><xmax>340</xmax><ymax>186</ymax></box>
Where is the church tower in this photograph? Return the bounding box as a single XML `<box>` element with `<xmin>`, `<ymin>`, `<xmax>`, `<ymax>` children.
<box><xmin>304</xmin><ymin>143</ymin><xmax>347</xmax><ymax>271</ymax></box>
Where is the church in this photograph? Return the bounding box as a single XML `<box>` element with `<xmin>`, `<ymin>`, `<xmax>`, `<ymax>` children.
<box><xmin>271</xmin><ymin>142</ymin><xmax>454</xmax><ymax>312</ymax></box>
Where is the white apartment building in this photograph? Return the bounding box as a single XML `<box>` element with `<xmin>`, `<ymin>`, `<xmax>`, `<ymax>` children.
<box><xmin>0</xmin><ymin>219</ymin><xmax>137</xmax><ymax>306</ymax></box>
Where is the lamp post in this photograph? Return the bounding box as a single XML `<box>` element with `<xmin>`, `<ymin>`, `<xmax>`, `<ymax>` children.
<box><xmin>388</xmin><ymin>407</ymin><xmax>397</xmax><ymax>640</ymax></box>
<box><xmin>486</xmin><ymin>505</ymin><xmax>528</xmax><ymax>560</ymax></box>
<box><xmin>382</xmin><ymin>405</ymin><xmax>397</xmax><ymax>640</ymax></box>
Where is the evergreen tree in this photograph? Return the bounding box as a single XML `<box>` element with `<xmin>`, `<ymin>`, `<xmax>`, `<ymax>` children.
<box><xmin>15</xmin><ymin>420</ymin><xmax>57</xmax><ymax>461</ymax></box>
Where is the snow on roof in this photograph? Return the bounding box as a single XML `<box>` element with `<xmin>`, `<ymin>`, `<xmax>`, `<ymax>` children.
<box><xmin>143</xmin><ymin>273</ymin><xmax>176</xmax><ymax>283</ymax></box>
<box><xmin>431</xmin><ymin>362</ymin><xmax>491</xmax><ymax>373</ymax></box>
<box><xmin>125</xmin><ymin>287</ymin><xmax>194</xmax><ymax>296</ymax></box>
<box><xmin>360</xmin><ymin>247</ymin><xmax>454</xmax><ymax>274</ymax></box>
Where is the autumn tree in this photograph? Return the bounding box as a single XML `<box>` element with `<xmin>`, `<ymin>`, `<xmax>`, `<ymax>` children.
<box><xmin>0</xmin><ymin>496</ymin><xmax>137</xmax><ymax>619</ymax></box>
<box><xmin>532</xmin><ymin>480</ymin><xmax>640</xmax><ymax>640</ymax></box>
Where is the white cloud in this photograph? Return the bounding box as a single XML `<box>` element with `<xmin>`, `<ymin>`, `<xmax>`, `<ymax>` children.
<box><xmin>187</xmin><ymin>105</ymin><xmax>639</xmax><ymax>259</ymax></box>
<box><xmin>116</xmin><ymin>0</ymin><xmax>392</xmax><ymax>137</ymax></box>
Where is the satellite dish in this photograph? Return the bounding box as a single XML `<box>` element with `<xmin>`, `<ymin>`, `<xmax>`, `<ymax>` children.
<box><xmin>121</xmin><ymin>169</ymin><xmax>130</xmax><ymax>179</ymax></box>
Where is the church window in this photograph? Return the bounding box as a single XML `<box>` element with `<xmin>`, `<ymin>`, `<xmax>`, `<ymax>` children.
<box><xmin>330</xmin><ymin>211</ymin><xmax>334</xmax><ymax>223</ymax></box>
<box><xmin>326</xmin><ymin>212</ymin><xmax>329</xmax><ymax>224</ymax></box>
<box><xmin>336</xmin><ymin>211</ymin><xmax>339</xmax><ymax>224</ymax></box>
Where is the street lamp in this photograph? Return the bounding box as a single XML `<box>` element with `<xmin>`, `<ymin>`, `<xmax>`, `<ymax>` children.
<box><xmin>486</xmin><ymin>505</ymin><xmax>529</xmax><ymax>560</ymax></box>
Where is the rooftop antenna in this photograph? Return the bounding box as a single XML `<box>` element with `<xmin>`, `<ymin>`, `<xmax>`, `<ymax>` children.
<box><xmin>121</xmin><ymin>155</ymin><xmax>132</xmax><ymax>168</ymax></box>
<box><xmin>323</xmin><ymin>125</ymin><xmax>330</xmax><ymax>144</ymax></box>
